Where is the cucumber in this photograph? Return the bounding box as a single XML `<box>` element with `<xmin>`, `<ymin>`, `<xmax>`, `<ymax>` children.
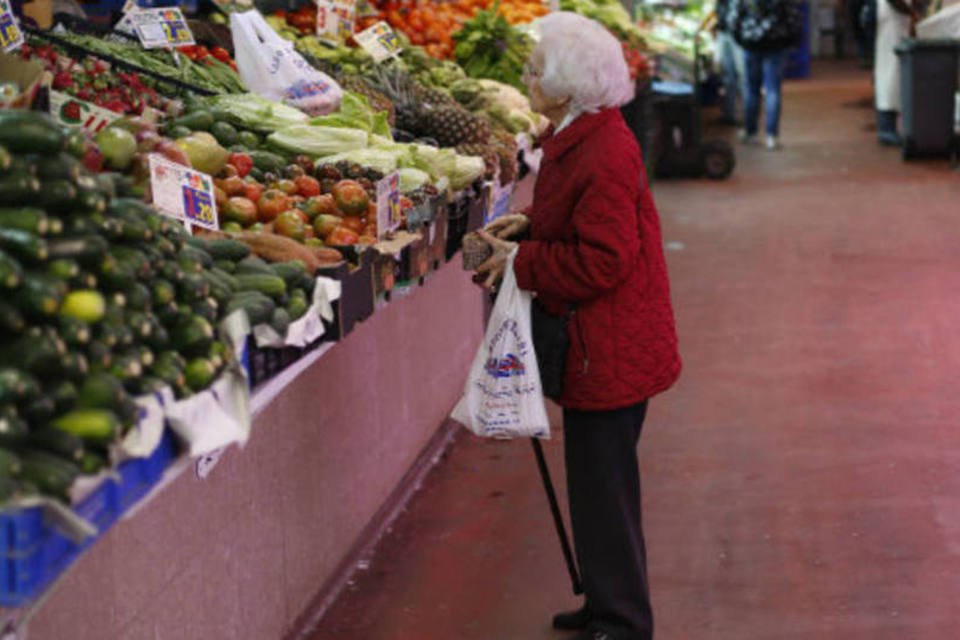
<box><xmin>249</xmin><ymin>150</ymin><xmax>285</xmax><ymax>173</ymax></box>
<box><xmin>204</xmin><ymin>238</ymin><xmax>250</xmax><ymax>262</ymax></box>
<box><xmin>0</xmin><ymin>228</ymin><xmax>46</xmax><ymax>262</ymax></box>
<box><xmin>125</xmin><ymin>282</ymin><xmax>153</xmax><ymax>311</ymax></box>
<box><xmin>0</xmin><ymin>249</ymin><xmax>22</xmax><ymax>288</ymax></box>
<box><xmin>16</xmin><ymin>273</ymin><xmax>63</xmax><ymax>319</ymax></box>
<box><xmin>176</xmin><ymin>272</ymin><xmax>212</xmax><ymax>305</ymax></box>
<box><xmin>193</xmin><ymin>296</ymin><xmax>219</xmax><ymax>323</ymax></box>
<box><xmin>235</xmin><ymin>256</ymin><xmax>273</xmax><ymax>276</ymax></box>
<box><xmin>49</xmin><ymin>380</ymin><xmax>78</xmax><ymax>413</ymax></box>
<box><xmin>0</xmin><ymin>300</ymin><xmax>25</xmax><ymax>333</ymax></box>
<box><xmin>0</xmin><ymin>368</ymin><xmax>40</xmax><ymax>405</ymax></box>
<box><xmin>226</xmin><ymin>291</ymin><xmax>275</xmax><ymax>325</ymax></box>
<box><xmin>59</xmin><ymin>316</ymin><xmax>92</xmax><ymax>347</ymax></box>
<box><xmin>270</xmin><ymin>307</ymin><xmax>291</xmax><ymax>335</ymax></box>
<box><xmin>0</xmin><ymin>448</ymin><xmax>21</xmax><ymax>476</ymax></box>
<box><xmin>178</xmin><ymin>245</ymin><xmax>213</xmax><ymax>269</ymax></box>
<box><xmin>170</xmin><ymin>314</ymin><xmax>215</xmax><ymax>357</ymax></box>
<box><xmin>159</xmin><ymin>261</ymin><xmax>185</xmax><ymax>283</ymax></box>
<box><xmin>270</xmin><ymin>260</ymin><xmax>308</xmax><ymax>286</ymax></box>
<box><xmin>211</xmin><ymin>268</ymin><xmax>240</xmax><ymax>291</ymax></box>
<box><xmin>152</xmin><ymin>279</ymin><xmax>176</xmax><ymax>306</ymax></box>
<box><xmin>208</xmin><ymin>340</ymin><xmax>229</xmax><ymax>370</ymax></box>
<box><xmin>213</xmin><ymin>259</ymin><xmax>237</xmax><ymax>273</ymax></box>
<box><xmin>75</xmin><ymin>187</ymin><xmax>107</xmax><ymax>215</ymax></box>
<box><xmin>34</xmin><ymin>153</ymin><xmax>83</xmax><ymax>182</ymax></box>
<box><xmin>47</xmin><ymin>258</ymin><xmax>80</xmax><ymax>280</ymax></box>
<box><xmin>97</xmin><ymin>253</ymin><xmax>136</xmax><ymax>291</ymax></box>
<box><xmin>235</xmin><ymin>274</ymin><xmax>286</xmax><ymax>299</ymax></box>
<box><xmin>0</xmin><ymin>207</ymin><xmax>50</xmax><ymax>235</ymax></box>
<box><xmin>18</xmin><ymin>450</ymin><xmax>81</xmax><ymax>499</ymax></box>
<box><xmin>77</xmin><ymin>374</ymin><xmax>127</xmax><ymax>411</ymax></box>
<box><xmin>46</xmin><ymin>235</ymin><xmax>109</xmax><ymax>265</ymax></box>
<box><xmin>287</xmin><ymin>289</ymin><xmax>309</xmax><ymax>320</ymax></box>
<box><xmin>184</xmin><ymin>358</ymin><xmax>217</xmax><ymax>392</ymax></box>
<box><xmin>60</xmin><ymin>289</ymin><xmax>106</xmax><ymax>323</ymax></box>
<box><xmin>171</xmin><ymin>110</ymin><xmax>214</xmax><ymax>131</ymax></box>
<box><xmin>201</xmin><ymin>271</ymin><xmax>233</xmax><ymax>304</ymax></box>
<box><xmin>0</xmin><ymin>112</ymin><xmax>66</xmax><ymax>154</ymax></box>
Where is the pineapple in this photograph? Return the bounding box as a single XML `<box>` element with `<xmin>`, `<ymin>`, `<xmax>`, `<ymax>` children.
<box><xmin>337</xmin><ymin>74</ymin><xmax>397</xmax><ymax>127</ymax></box>
<box><xmin>456</xmin><ymin>143</ymin><xmax>499</xmax><ymax>181</ymax></box>
<box><xmin>490</xmin><ymin>128</ymin><xmax>519</xmax><ymax>184</ymax></box>
<box><xmin>419</xmin><ymin>105</ymin><xmax>492</xmax><ymax>147</ymax></box>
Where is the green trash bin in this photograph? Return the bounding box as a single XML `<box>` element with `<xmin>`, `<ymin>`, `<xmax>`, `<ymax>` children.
<box><xmin>895</xmin><ymin>38</ymin><xmax>960</xmax><ymax>159</ymax></box>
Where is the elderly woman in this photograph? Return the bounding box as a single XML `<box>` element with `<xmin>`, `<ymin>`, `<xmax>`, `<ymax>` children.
<box><xmin>475</xmin><ymin>12</ymin><xmax>682</xmax><ymax>640</ymax></box>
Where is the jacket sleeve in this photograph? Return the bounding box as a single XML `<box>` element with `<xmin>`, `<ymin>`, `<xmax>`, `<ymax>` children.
<box><xmin>513</xmin><ymin>159</ymin><xmax>644</xmax><ymax>304</ymax></box>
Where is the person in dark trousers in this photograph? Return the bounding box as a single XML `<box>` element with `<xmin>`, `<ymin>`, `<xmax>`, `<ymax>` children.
<box><xmin>874</xmin><ymin>0</ymin><xmax>921</xmax><ymax>144</ymax></box>
<box><xmin>472</xmin><ymin>12</ymin><xmax>682</xmax><ymax>640</ymax></box>
<box><xmin>704</xmin><ymin>0</ymin><xmax>746</xmax><ymax>125</ymax></box>
<box><xmin>732</xmin><ymin>0</ymin><xmax>803</xmax><ymax>150</ymax></box>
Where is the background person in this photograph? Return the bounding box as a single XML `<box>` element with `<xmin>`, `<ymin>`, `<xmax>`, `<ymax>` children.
<box><xmin>473</xmin><ymin>12</ymin><xmax>682</xmax><ymax>640</ymax></box>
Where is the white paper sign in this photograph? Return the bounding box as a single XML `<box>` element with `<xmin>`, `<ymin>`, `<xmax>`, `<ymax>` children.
<box><xmin>0</xmin><ymin>0</ymin><xmax>23</xmax><ymax>53</ymax></box>
<box><xmin>376</xmin><ymin>170</ymin><xmax>402</xmax><ymax>238</ymax></box>
<box><xmin>354</xmin><ymin>21</ymin><xmax>402</xmax><ymax>63</ymax></box>
<box><xmin>148</xmin><ymin>154</ymin><xmax>219</xmax><ymax>231</ymax></box>
<box><xmin>130</xmin><ymin>8</ymin><xmax>195</xmax><ymax>49</ymax></box>
<box><xmin>317</xmin><ymin>0</ymin><xmax>356</xmax><ymax>40</ymax></box>
<box><xmin>49</xmin><ymin>91</ymin><xmax>122</xmax><ymax>134</ymax></box>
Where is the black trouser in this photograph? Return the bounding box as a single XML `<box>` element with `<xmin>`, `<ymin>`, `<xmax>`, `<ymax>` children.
<box><xmin>563</xmin><ymin>401</ymin><xmax>652</xmax><ymax>640</ymax></box>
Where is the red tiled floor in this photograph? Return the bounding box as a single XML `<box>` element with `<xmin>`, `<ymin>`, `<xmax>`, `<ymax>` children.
<box><xmin>306</xmin><ymin>61</ymin><xmax>960</xmax><ymax>640</ymax></box>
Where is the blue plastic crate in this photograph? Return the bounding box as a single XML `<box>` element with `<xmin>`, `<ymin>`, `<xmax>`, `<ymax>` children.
<box><xmin>116</xmin><ymin>427</ymin><xmax>178</xmax><ymax>510</ymax></box>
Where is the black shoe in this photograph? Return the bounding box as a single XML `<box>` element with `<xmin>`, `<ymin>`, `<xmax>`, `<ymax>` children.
<box><xmin>571</xmin><ymin>629</ymin><xmax>613</xmax><ymax>640</ymax></box>
<box><xmin>552</xmin><ymin>605</ymin><xmax>591</xmax><ymax>630</ymax></box>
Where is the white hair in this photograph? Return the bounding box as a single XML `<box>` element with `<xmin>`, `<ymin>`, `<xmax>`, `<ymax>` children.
<box><xmin>534</xmin><ymin>12</ymin><xmax>635</xmax><ymax>114</ymax></box>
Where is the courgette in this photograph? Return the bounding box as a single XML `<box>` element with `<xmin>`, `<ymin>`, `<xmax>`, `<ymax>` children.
<box><xmin>0</xmin><ymin>174</ymin><xmax>40</xmax><ymax>206</ymax></box>
<box><xmin>170</xmin><ymin>314</ymin><xmax>215</xmax><ymax>357</ymax></box>
<box><xmin>16</xmin><ymin>273</ymin><xmax>63</xmax><ymax>319</ymax></box>
<box><xmin>176</xmin><ymin>272</ymin><xmax>211</xmax><ymax>304</ymax></box>
<box><xmin>213</xmin><ymin>259</ymin><xmax>237</xmax><ymax>273</ymax></box>
<box><xmin>0</xmin><ymin>111</ymin><xmax>66</xmax><ymax>154</ymax></box>
<box><xmin>77</xmin><ymin>374</ymin><xmax>127</xmax><ymax>411</ymax></box>
<box><xmin>46</xmin><ymin>235</ymin><xmax>108</xmax><ymax>265</ymax></box>
<box><xmin>35</xmin><ymin>179</ymin><xmax>78</xmax><ymax>212</ymax></box>
<box><xmin>0</xmin><ymin>448</ymin><xmax>21</xmax><ymax>476</ymax></box>
<box><xmin>0</xmin><ymin>411</ymin><xmax>28</xmax><ymax>445</ymax></box>
<box><xmin>59</xmin><ymin>316</ymin><xmax>92</xmax><ymax>347</ymax></box>
<box><xmin>49</xmin><ymin>380</ymin><xmax>78</xmax><ymax>413</ymax></box>
<box><xmin>126</xmin><ymin>311</ymin><xmax>153</xmax><ymax>341</ymax></box>
<box><xmin>108</xmin><ymin>353</ymin><xmax>142</xmax><ymax>383</ymax></box>
<box><xmin>287</xmin><ymin>289</ymin><xmax>309</xmax><ymax>320</ymax></box>
<box><xmin>193</xmin><ymin>296</ymin><xmax>219</xmax><ymax>323</ymax></box>
<box><xmin>270</xmin><ymin>307</ymin><xmax>291</xmax><ymax>335</ymax></box>
<box><xmin>22</xmin><ymin>395</ymin><xmax>57</xmax><ymax>424</ymax></box>
<box><xmin>85</xmin><ymin>340</ymin><xmax>113</xmax><ymax>373</ymax></box>
<box><xmin>226</xmin><ymin>291</ymin><xmax>275</xmax><ymax>325</ymax></box>
<box><xmin>130</xmin><ymin>344</ymin><xmax>155</xmax><ymax>369</ymax></box>
<box><xmin>63</xmin><ymin>128</ymin><xmax>87</xmax><ymax>159</ymax></box>
<box><xmin>0</xmin><ymin>330</ymin><xmax>66</xmax><ymax>375</ymax></box>
<box><xmin>18</xmin><ymin>450</ymin><xmax>81</xmax><ymax>500</ymax></box>
<box><xmin>235</xmin><ymin>256</ymin><xmax>274</xmax><ymax>276</ymax></box>
<box><xmin>151</xmin><ymin>352</ymin><xmax>186</xmax><ymax>390</ymax></box>
<box><xmin>270</xmin><ymin>260</ymin><xmax>308</xmax><ymax>286</ymax></box>
<box><xmin>0</xmin><ymin>228</ymin><xmax>46</xmax><ymax>262</ymax></box>
<box><xmin>130</xmin><ymin>375</ymin><xmax>167</xmax><ymax>396</ymax></box>
<box><xmin>124</xmin><ymin>282</ymin><xmax>153</xmax><ymax>311</ymax></box>
<box><xmin>178</xmin><ymin>245</ymin><xmax>213</xmax><ymax>269</ymax></box>
<box><xmin>0</xmin><ymin>249</ymin><xmax>22</xmax><ymax>288</ymax></box>
<box><xmin>0</xmin><ymin>207</ymin><xmax>50</xmax><ymax>235</ymax></box>
<box><xmin>34</xmin><ymin>153</ymin><xmax>83</xmax><ymax>182</ymax></box>
<box><xmin>204</xmin><ymin>238</ymin><xmax>250</xmax><ymax>262</ymax></box>
<box><xmin>0</xmin><ymin>368</ymin><xmax>40</xmax><ymax>405</ymax></box>
<box><xmin>47</xmin><ymin>258</ymin><xmax>80</xmax><ymax>280</ymax></box>
<box><xmin>58</xmin><ymin>351</ymin><xmax>89</xmax><ymax>382</ymax></box>
<box><xmin>184</xmin><ymin>357</ymin><xmax>217</xmax><ymax>392</ymax></box>
<box><xmin>79</xmin><ymin>450</ymin><xmax>108</xmax><ymax>475</ymax></box>
<box><xmin>0</xmin><ymin>300</ymin><xmax>25</xmax><ymax>333</ymax></box>
<box><xmin>249</xmin><ymin>150</ymin><xmax>286</xmax><ymax>173</ymax></box>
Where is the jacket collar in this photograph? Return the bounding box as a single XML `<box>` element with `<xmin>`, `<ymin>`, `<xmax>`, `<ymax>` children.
<box><xmin>541</xmin><ymin>108</ymin><xmax>621</xmax><ymax>161</ymax></box>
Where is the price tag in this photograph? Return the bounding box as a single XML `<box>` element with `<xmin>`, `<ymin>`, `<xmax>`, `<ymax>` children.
<box><xmin>376</xmin><ymin>171</ymin><xmax>402</xmax><ymax>238</ymax></box>
<box><xmin>317</xmin><ymin>0</ymin><xmax>356</xmax><ymax>41</ymax></box>
<box><xmin>49</xmin><ymin>91</ymin><xmax>122</xmax><ymax>134</ymax></box>
<box><xmin>0</xmin><ymin>0</ymin><xmax>24</xmax><ymax>53</ymax></box>
<box><xmin>148</xmin><ymin>154</ymin><xmax>219</xmax><ymax>231</ymax></box>
<box><xmin>130</xmin><ymin>8</ymin><xmax>194</xmax><ymax>49</ymax></box>
<box><xmin>354</xmin><ymin>21</ymin><xmax>402</xmax><ymax>63</ymax></box>
<box><xmin>484</xmin><ymin>182</ymin><xmax>513</xmax><ymax>226</ymax></box>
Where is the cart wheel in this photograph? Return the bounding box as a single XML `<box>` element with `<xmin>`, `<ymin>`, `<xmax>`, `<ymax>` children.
<box><xmin>702</xmin><ymin>140</ymin><xmax>735</xmax><ymax>180</ymax></box>
<box><xmin>901</xmin><ymin>138</ymin><xmax>914</xmax><ymax>161</ymax></box>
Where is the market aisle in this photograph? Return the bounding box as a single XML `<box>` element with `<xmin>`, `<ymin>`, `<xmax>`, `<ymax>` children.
<box><xmin>305</xmin><ymin>61</ymin><xmax>960</xmax><ymax>640</ymax></box>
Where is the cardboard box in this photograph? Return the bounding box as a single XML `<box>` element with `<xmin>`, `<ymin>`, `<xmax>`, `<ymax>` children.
<box><xmin>0</xmin><ymin>52</ymin><xmax>43</xmax><ymax>110</ymax></box>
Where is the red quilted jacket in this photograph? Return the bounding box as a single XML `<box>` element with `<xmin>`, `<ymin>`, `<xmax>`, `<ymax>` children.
<box><xmin>513</xmin><ymin>108</ymin><xmax>681</xmax><ymax>410</ymax></box>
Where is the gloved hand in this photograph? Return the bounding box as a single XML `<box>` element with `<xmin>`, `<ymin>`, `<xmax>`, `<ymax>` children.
<box><xmin>474</xmin><ymin>230</ymin><xmax>518</xmax><ymax>291</ymax></box>
<box><xmin>484</xmin><ymin>213</ymin><xmax>530</xmax><ymax>241</ymax></box>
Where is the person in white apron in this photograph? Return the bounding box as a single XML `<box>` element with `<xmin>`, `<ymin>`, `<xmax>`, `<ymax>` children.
<box><xmin>874</xmin><ymin>0</ymin><xmax>919</xmax><ymax>144</ymax></box>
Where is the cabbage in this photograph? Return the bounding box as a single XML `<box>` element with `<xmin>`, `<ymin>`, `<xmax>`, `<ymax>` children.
<box><xmin>318</xmin><ymin>147</ymin><xmax>406</xmax><ymax>175</ymax></box>
<box><xmin>447</xmin><ymin>155</ymin><xmax>486</xmax><ymax>191</ymax></box>
<box><xmin>399</xmin><ymin>144</ymin><xmax>458</xmax><ymax>182</ymax></box>
<box><xmin>310</xmin><ymin>92</ymin><xmax>393</xmax><ymax>139</ymax></box>
<box><xmin>202</xmin><ymin>93</ymin><xmax>307</xmax><ymax>133</ymax></box>
<box><xmin>266</xmin><ymin>125</ymin><xmax>369</xmax><ymax>157</ymax></box>
<box><xmin>397</xmin><ymin>168</ymin><xmax>430</xmax><ymax>193</ymax></box>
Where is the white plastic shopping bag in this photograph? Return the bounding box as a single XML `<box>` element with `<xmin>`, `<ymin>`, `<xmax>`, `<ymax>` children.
<box><xmin>451</xmin><ymin>250</ymin><xmax>550</xmax><ymax>439</ymax></box>
<box><xmin>231</xmin><ymin>10</ymin><xmax>342</xmax><ymax>115</ymax></box>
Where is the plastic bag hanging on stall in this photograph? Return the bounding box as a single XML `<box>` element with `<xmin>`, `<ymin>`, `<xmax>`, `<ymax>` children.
<box><xmin>451</xmin><ymin>249</ymin><xmax>550</xmax><ymax>439</ymax></box>
<box><xmin>230</xmin><ymin>10</ymin><xmax>343</xmax><ymax>116</ymax></box>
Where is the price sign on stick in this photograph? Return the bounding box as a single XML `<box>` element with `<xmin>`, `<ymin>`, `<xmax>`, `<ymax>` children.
<box><xmin>317</xmin><ymin>0</ymin><xmax>356</xmax><ymax>41</ymax></box>
<box><xmin>376</xmin><ymin>171</ymin><xmax>402</xmax><ymax>238</ymax></box>
<box><xmin>49</xmin><ymin>91</ymin><xmax>122</xmax><ymax>134</ymax></box>
<box><xmin>131</xmin><ymin>8</ymin><xmax>195</xmax><ymax>49</ymax></box>
<box><xmin>148</xmin><ymin>154</ymin><xmax>219</xmax><ymax>231</ymax></box>
<box><xmin>354</xmin><ymin>21</ymin><xmax>402</xmax><ymax>63</ymax></box>
<box><xmin>0</xmin><ymin>0</ymin><xmax>24</xmax><ymax>53</ymax></box>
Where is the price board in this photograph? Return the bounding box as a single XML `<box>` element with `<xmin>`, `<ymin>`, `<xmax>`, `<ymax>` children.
<box><xmin>317</xmin><ymin>0</ymin><xmax>356</xmax><ymax>41</ymax></box>
<box><xmin>376</xmin><ymin>171</ymin><xmax>402</xmax><ymax>238</ymax></box>
<box><xmin>130</xmin><ymin>8</ymin><xmax>195</xmax><ymax>49</ymax></box>
<box><xmin>49</xmin><ymin>91</ymin><xmax>122</xmax><ymax>134</ymax></box>
<box><xmin>0</xmin><ymin>0</ymin><xmax>24</xmax><ymax>53</ymax></box>
<box><xmin>148</xmin><ymin>154</ymin><xmax>219</xmax><ymax>231</ymax></box>
<box><xmin>354</xmin><ymin>21</ymin><xmax>402</xmax><ymax>63</ymax></box>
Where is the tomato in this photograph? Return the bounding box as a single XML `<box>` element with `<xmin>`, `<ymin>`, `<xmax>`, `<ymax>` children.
<box><xmin>274</xmin><ymin>179</ymin><xmax>298</xmax><ymax>196</ymax></box>
<box><xmin>223</xmin><ymin>197</ymin><xmax>258</xmax><ymax>226</ymax></box>
<box><xmin>228</xmin><ymin>152</ymin><xmax>253</xmax><ymax>178</ymax></box>
<box><xmin>327</xmin><ymin>226</ymin><xmax>360</xmax><ymax>246</ymax></box>
<box><xmin>312</xmin><ymin>214</ymin><xmax>341</xmax><ymax>240</ymax></box>
<box><xmin>218</xmin><ymin>163</ymin><xmax>239</xmax><ymax>178</ymax></box>
<box><xmin>339</xmin><ymin>215</ymin><xmax>365</xmax><ymax>234</ymax></box>
<box><xmin>210</xmin><ymin>46</ymin><xmax>232</xmax><ymax>64</ymax></box>
<box><xmin>274</xmin><ymin>210</ymin><xmax>307</xmax><ymax>241</ymax></box>
<box><xmin>214</xmin><ymin>185</ymin><xmax>228</xmax><ymax>208</ymax></box>
<box><xmin>257</xmin><ymin>189</ymin><xmax>292</xmax><ymax>222</ymax></box>
<box><xmin>294</xmin><ymin>175</ymin><xmax>321</xmax><ymax>198</ymax></box>
<box><xmin>215</xmin><ymin>175</ymin><xmax>245</xmax><ymax>197</ymax></box>
<box><xmin>242</xmin><ymin>182</ymin><xmax>263</xmax><ymax>203</ymax></box>
<box><xmin>332</xmin><ymin>180</ymin><xmax>370</xmax><ymax>216</ymax></box>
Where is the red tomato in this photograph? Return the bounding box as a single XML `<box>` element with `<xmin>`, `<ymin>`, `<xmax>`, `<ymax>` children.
<box><xmin>294</xmin><ymin>175</ymin><xmax>321</xmax><ymax>198</ymax></box>
<box><xmin>339</xmin><ymin>215</ymin><xmax>365</xmax><ymax>234</ymax></box>
<box><xmin>328</xmin><ymin>226</ymin><xmax>360</xmax><ymax>246</ymax></box>
<box><xmin>242</xmin><ymin>182</ymin><xmax>263</xmax><ymax>203</ymax></box>
<box><xmin>215</xmin><ymin>175</ymin><xmax>245</xmax><ymax>197</ymax></box>
<box><xmin>228</xmin><ymin>152</ymin><xmax>253</xmax><ymax>178</ymax></box>
<box><xmin>257</xmin><ymin>189</ymin><xmax>292</xmax><ymax>222</ymax></box>
<box><xmin>274</xmin><ymin>179</ymin><xmax>298</xmax><ymax>196</ymax></box>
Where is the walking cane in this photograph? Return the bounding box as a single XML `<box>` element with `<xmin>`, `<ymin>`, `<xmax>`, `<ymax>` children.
<box><xmin>530</xmin><ymin>438</ymin><xmax>583</xmax><ymax>595</ymax></box>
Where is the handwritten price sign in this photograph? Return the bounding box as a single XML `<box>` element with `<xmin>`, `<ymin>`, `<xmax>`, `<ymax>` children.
<box><xmin>0</xmin><ymin>0</ymin><xmax>24</xmax><ymax>53</ymax></box>
<box><xmin>131</xmin><ymin>8</ymin><xmax>195</xmax><ymax>49</ymax></box>
<box><xmin>148</xmin><ymin>154</ymin><xmax>219</xmax><ymax>231</ymax></box>
<box><xmin>317</xmin><ymin>0</ymin><xmax>356</xmax><ymax>41</ymax></box>
<box><xmin>376</xmin><ymin>171</ymin><xmax>402</xmax><ymax>238</ymax></box>
<box><xmin>354</xmin><ymin>21</ymin><xmax>402</xmax><ymax>63</ymax></box>
<box><xmin>49</xmin><ymin>91</ymin><xmax>121</xmax><ymax>134</ymax></box>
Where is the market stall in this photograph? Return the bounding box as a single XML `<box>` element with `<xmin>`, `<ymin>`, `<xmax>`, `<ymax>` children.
<box><xmin>0</xmin><ymin>0</ymin><xmax>645</xmax><ymax>634</ymax></box>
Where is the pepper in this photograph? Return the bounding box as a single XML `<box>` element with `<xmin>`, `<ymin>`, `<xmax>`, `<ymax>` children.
<box><xmin>228</xmin><ymin>152</ymin><xmax>254</xmax><ymax>178</ymax></box>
